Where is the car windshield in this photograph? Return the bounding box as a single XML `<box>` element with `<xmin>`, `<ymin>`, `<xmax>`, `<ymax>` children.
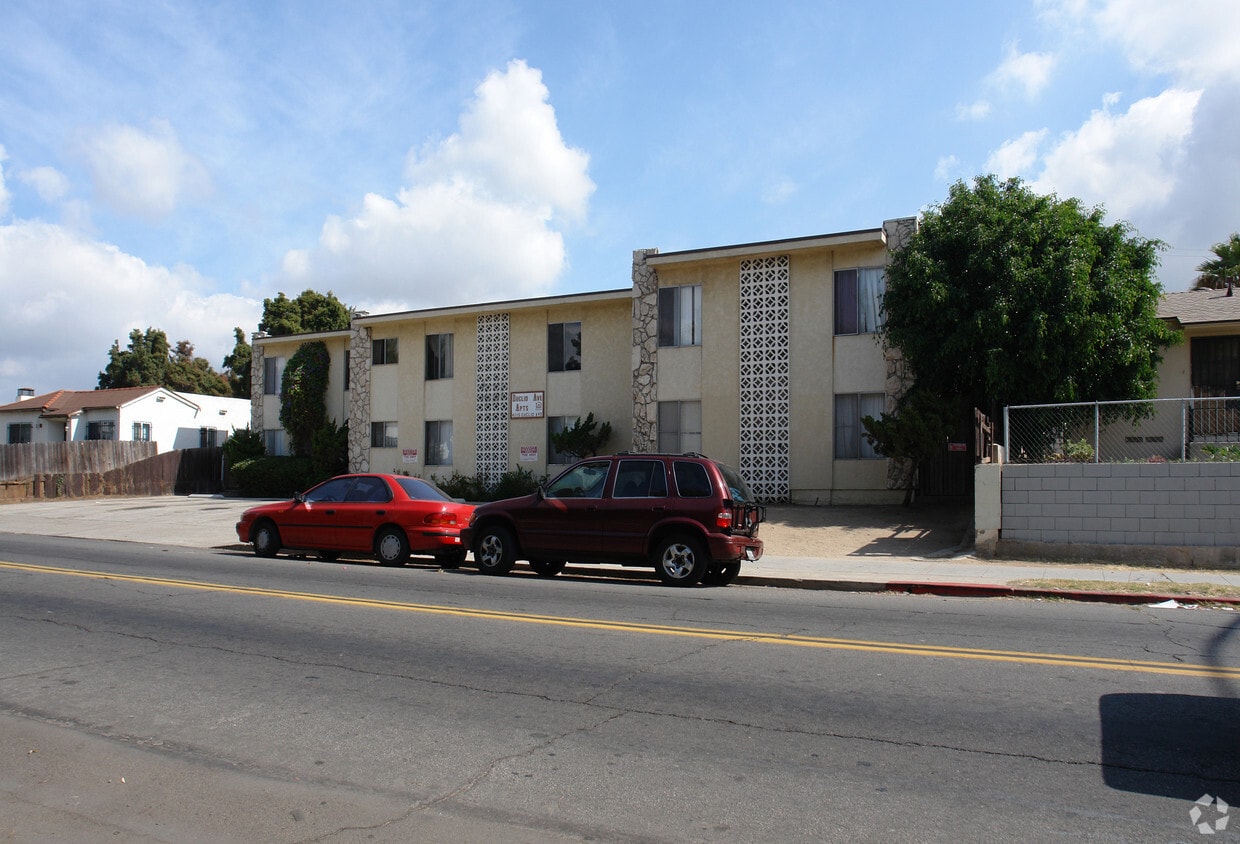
<box><xmin>717</xmin><ymin>462</ymin><xmax>757</xmax><ymax>503</ymax></box>
<box><xmin>395</xmin><ymin>476</ymin><xmax>452</xmax><ymax>501</ymax></box>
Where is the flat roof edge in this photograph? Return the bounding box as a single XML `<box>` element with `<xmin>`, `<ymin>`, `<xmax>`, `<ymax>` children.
<box><xmin>646</xmin><ymin>228</ymin><xmax>885</xmax><ymax>265</ymax></box>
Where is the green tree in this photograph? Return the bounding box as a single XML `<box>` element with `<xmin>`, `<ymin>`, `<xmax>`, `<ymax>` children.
<box><xmin>259</xmin><ymin>289</ymin><xmax>351</xmax><ymax>336</ymax></box>
<box><xmin>166</xmin><ymin>340</ymin><xmax>230</xmax><ymax>396</ymax></box>
<box><xmin>1192</xmin><ymin>233</ymin><xmax>1240</xmax><ymax>290</ymax></box>
<box><xmin>279</xmin><ymin>341</ymin><xmax>331</xmax><ymax>456</ymax></box>
<box><xmin>882</xmin><ymin>175</ymin><xmax>1179</xmax><ymax>416</ymax></box>
<box><xmin>99</xmin><ymin>328</ymin><xmax>171</xmax><ymax>388</ymax></box>
<box><xmin>222</xmin><ymin>327</ymin><xmax>252</xmax><ymax>399</ymax></box>
<box><xmin>551</xmin><ymin>412</ymin><xmax>612</xmax><ymax>460</ymax></box>
<box><xmin>861</xmin><ymin>388</ymin><xmax>956</xmax><ymax>505</ymax></box>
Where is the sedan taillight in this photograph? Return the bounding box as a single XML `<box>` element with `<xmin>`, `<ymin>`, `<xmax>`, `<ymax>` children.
<box><xmin>424</xmin><ymin>512</ymin><xmax>459</xmax><ymax>527</ymax></box>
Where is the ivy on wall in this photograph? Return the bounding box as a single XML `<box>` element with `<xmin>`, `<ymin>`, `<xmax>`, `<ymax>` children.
<box><xmin>279</xmin><ymin>341</ymin><xmax>330</xmax><ymax>457</ymax></box>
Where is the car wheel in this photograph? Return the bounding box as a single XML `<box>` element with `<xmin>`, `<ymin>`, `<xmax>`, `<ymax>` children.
<box><xmin>474</xmin><ymin>525</ymin><xmax>517</xmax><ymax>575</ymax></box>
<box><xmin>702</xmin><ymin>561</ymin><xmax>741</xmax><ymax>586</ymax></box>
<box><xmin>252</xmin><ymin>521</ymin><xmax>281</xmax><ymax>558</ymax></box>
<box><xmin>319</xmin><ymin>551</ymin><xmax>341</xmax><ymax>562</ymax></box>
<box><xmin>653</xmin><ymin>534</ymin><xmax>709</xmax><ymax>586</ymax></box>
<box><xmin>436</xmin><ymin>548</ymin><xmax>467</xmax><ymax>569</ymax></box>
<box><xmin>374</xmin><ymin>527</ymin><xmax>410</xmax><ymax>566</ymax></box>
<box><xmin>529</xmin><ymin>559</ymin><xmax>566</xmax><ymax>578</ymax></box>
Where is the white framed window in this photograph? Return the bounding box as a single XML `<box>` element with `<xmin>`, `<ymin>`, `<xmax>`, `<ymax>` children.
<box><xmin>263</xmin><ymin>356</ymin><xmax>285</xmax><ymax>395</ymax></box>
<box><xmin>132</xmin><ymin>422</ymin><xmax>152</xmax><ymax>442</ymax></box>
<box><xmin>86</xmin><ymin>421</ymin><xmax>116</xmax><ymax>441</ymax></box>
<box><xmin>426</xmin><ymin>333</ymin><xmax>453</xmax><ymax>380</ymax></box>
<box><xmin>548</xmin><ymin>322</ymin><xmax>581</xmax><ymax>372</ymax></box>
<box><xmin>834</xmin><ymin>393</ymin><xmax>885</xmax><ymax>459</ymax></box>
<box><xmin>370</xmin><ymin>421</ymin><xmax>398</xmax><ymax>449</ymax></box>
<box><xmin>657</xmin><ymin>401</ymin><xmax>702</xmax><ymax>454</ymax></box>
<box><xmin>834</xmin><ymin>268</ymin><xmax>886</xmax><ymax>335</ymax></box>
<box><xmin>658</xmin><ymin>285</ymin><xmax>702</xmax><ymax>347</ymax></box>
<box><xmin>425</xmin><ymin>420</ymin><xmax>453</xmax><ymax>466</ymax></box>
<box><xmin>372</xmin><ymin>338</ymin><xmax>398</xmax><ymax>365</ymax></box>
<box><xmin>263</xmin><ymin>428</ymin><xmax>286</xmax><ymax>456</ymax></box>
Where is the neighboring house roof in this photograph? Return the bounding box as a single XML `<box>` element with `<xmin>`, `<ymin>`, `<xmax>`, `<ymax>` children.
<box><xmin>0</xmin><ymin>387</ymin><xmax>198</xmax><ymax>418</ymax></box>
<box><xmin>1158</xmin><ymin>289</ymin><xmax>1240</xmax><ymax>328</ymax></box>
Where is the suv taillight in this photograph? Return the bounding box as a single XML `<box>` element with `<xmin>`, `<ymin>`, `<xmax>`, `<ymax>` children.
<box><xmin>715</xmin><ymin>508</ymin><xmax>733</xmax><ymax>531</ymax></box>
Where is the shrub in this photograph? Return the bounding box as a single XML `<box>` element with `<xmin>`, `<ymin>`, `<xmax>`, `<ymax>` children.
<box><xmin>310</xmin><ymin>419</ymin><xmax>348</xmax><ymax>482</ymax></box>
<box><xmin>231</xmin><ymin>456</ymin><xmax>314</xmax><ymax>498</ymax></box>
<box><xmin>223</xmin><ymin>426</ymin><xmax>265</xmax><ymax>469</ymax></box>
<box><xmin>431</xmin><ymin>470</ymin><xmax>491</xmax><ymax>502</ymax></box>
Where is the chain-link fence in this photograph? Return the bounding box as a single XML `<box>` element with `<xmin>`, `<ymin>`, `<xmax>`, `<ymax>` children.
<box><xmin>1005</xmin><ymin>397</ymin><xmax>1240</xmax><ymax>464</ymax></box>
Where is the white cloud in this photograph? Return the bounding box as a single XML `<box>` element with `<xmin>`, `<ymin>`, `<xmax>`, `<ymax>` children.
<box><xmin>988</xmin><ymin>43</ymin><xmax>1057</xmax><ymax>99</ymax></box>
<box><xmin>18</xmin><ymin>166</ymin><xmax>70</xmax><ymax>203</ymax></box>
<box><xmin>1089</xmin><ymin>0</ymin><xmax>1240</xmax><ymax>86</ymax></box>
<box><xmin>956</xmin><ymin>100</ymin><xmax>992</xmax><ymax>122</ymax></box>
<box><xmin>281</xmin><ymin>60</ymin><xmax>594</xmax><ymax>311</ymax></box>
<box><xmin>934</xmin><ymin>155</ymin><xmax>961</xmax><ymax>182</ymax></box>
<box><xmin>79</xmin><ymin>119</ymin><xmax>212</xmax><ymax>219</ymax></box>
<box><xmin>0</xmin><ymin>220</ymin><xmax>258</xmax><ymax>393</ymax></box>
<box><xmin>986</xmin><ymin>129</ymin><xmax>1049</xmax><ymax>179</ymax></box>
<box><xmin>761</xmin><ymin>178</ymin><xmax>797</xmax><ymax>205</ymax></box>
<box><xmin>1031</xmin><ymin>88</ymin><xmax>1202</xmax><ymax>216</ymax></box>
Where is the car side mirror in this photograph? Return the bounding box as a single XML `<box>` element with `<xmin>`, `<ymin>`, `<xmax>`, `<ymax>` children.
<box><xmin>536</xmin><ymin>485</ymin><xmax>546</xmax><ymax>501</ymax></box>
<box><xmin>293</xmin><ymin>491</ymin><xmax>306</xmax><ymax>503</ymax></box>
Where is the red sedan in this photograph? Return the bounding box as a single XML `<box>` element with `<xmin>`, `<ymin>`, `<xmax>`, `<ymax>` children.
<box><xmin>235</xmin><ymin>473</ymin><xmax>473</xmax><ymax>566</ymax></box>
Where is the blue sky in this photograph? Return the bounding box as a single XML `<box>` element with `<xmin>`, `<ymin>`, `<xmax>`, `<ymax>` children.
<box><xmin>2</xmin><ymin>0</ymin><xmax>1238</xmax><ymax>400</ymax></box>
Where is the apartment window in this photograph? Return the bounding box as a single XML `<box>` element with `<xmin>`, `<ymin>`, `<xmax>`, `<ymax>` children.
<box><xmin>426</xmin><ymin>333</ymin><xmax>454</xmax><ymax>380</ymax></box>
<box><xmin>370</xmin><ymin>421</ymin><xmax>398</xmax><ymax>449</ymax></box>
<box><xmin>547</xmin><ymin>416</ymin><xmax>576</xmax><ymax>464</ymax></box>
<box><xmin>425</xmin><ymin>420</ymin><xmax>453</xmax><ymax>466</ymax></box>
<box><xmin>7</xmin><ymin>423</ymin><xmax>32</xmax><ymax>444</ymax></box>
<box><xmin>834</xmin><ymin>393</ymin><xmax>885</xmax><ymax>459</ymax></box>
<box><xmin>1191</xmin><ymin>337</ymin><xmax>1240</xmax><ymax>391</ymax></box>
<box><xmin>343</xmin><ymin>350</ymin><xmax>350</xmax><ymax>391</ymax></box>
<box><xmin>263</xmin><ymin>428</ymin><xmax>286</xmax><ymax>456</ymax></box>
<box><xmin>86</xmin><ymin>421</ymin><xmax>116</xmax><ymax>441</ymax></box>
<box><xmin>657</xmin><ymin>401</ymin><xmax>702</xmax><ymax>454</ymax></box>
<box><xmin>132</xmin><ymin>422</ymin><xmax>152</xmax><ymax>442</ymax></box>
<box><xmin>263</xmin><ymin>356</ymin><xmax>285</xmax><ymax>395</ymax></box>
<box><xmin>372</xmin><ymin>338</ymin><xmax>398</xmax><ymax>365</ymax></box>
<box><xmin>658</xmin><ymin>285</ymin><xmax>702</xmax><ymax>347</ymax></box>
<box><xmin>199</xmin><ymin>427</ymin><xmax>219</xmax><ymax>447</ymax></box>
<box><xmin>548</xmin><ymin>322</ymin><xmax>582</xmax><ymax>371</ymax></box>
<box><xmin>834</xmin><ymin>268</ymin><xmax>886</xmax><ymax>335</ymax></box>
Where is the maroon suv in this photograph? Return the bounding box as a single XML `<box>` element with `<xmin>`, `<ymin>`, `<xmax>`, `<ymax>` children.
<box><xmin>462</xmin><ymin>452</ymin><xmax>765</xmax><ymax>586</ymax></box>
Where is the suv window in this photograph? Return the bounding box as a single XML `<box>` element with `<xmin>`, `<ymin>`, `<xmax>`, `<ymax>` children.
<box><xmin>672</xmin><ymin>461</ymin><xmax>713</xmax><ymax>498</ymax></box>
<box><xmin>717</xmin><ymin>462</ymin><xmax>757</xmax><ymax>503</ymax></box>
<box><xmin>546</xmin><ymin>460</ymin><xmax>610</xmax><ymax>499</ymax></box>
<box><xmin>614</xmin><ymin>459</ymin><xmax>668</xmax><ymax>498</ymax></box>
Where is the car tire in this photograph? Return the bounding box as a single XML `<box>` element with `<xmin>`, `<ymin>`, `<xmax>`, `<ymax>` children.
<box><xmin>702</xmin><ymin>561</ymin><xmax>741</xmax><ymax>586</ymax></box>
<box><xmin>529</xmin><ymin>559</ymin><xmax>566</xmax><ymax>578</ymax></box>
<box><xmin>375</xmin><ymin>527</ymin><xmax>410</xmax><ymax>566</ymax></box>
<box><xmin>252</xmin><ymin>521</ymin><xmax>281</xmax><ymax>558</ymax></box>
<box><xmin>474</xmin><ymin>525</ymin><xmax>517</xmax><ymax>576</ymax></box>
<box><xmin>653</xmin><ymin>534</ymin><xmax>709</xmax><ymax>586</ymax></box>
<box><xmin>436</xmin><ymin>548</ymin><xmax>466</xmax><ymax>569</ymax></box>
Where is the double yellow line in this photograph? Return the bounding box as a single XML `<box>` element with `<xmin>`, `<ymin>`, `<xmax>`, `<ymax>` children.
<box><xmin>4</xmin><ymin>560</ymin><xmax>1238</xmax><ymax>680</ymax></box>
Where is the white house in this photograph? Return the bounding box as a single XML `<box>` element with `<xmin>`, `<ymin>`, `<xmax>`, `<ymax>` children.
<box><xmin>0</xmin><ymin>387</ymin><xmax>250</xmax><ymax>452</ymax></box>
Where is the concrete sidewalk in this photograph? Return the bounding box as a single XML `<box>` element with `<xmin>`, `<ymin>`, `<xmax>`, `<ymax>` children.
<box><xmin>0</xmin><ymin>495</ymin><xmax>1237</xmax><ymax>605</ymax></box>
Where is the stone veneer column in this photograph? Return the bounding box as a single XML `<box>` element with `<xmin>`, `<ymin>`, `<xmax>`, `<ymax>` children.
<box><xmin>250</xmin><ymin>335</ymin><xmax>265</xmax><ymax>433</ymax></box>
<box><xmin>881</xmin><ymin>217</ymin><xmax>920</xmax><ymax>491</ymax></box>
<box><xmin>631</xmin><ymin>249</ymin><xmax>660</xmax><ymax>452</ymax></box>
<box><xmin>347</xmin><ymin>326</ymin><xmax>372</xmax><ymax>472</ymax></box>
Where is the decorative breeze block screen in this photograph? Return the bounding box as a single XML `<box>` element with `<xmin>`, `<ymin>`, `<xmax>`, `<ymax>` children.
<box><xmin>739</xmin><ymin>255</ymin><xmax>790</xmax><ymax>501</ymax></box>
<box><xmin>476</xmin><ymin>312</ymin><xmax>510</xmax><ymax>483</ymax></box>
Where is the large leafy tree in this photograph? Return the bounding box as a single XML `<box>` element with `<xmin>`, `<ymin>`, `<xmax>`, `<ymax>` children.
<box><xmin>222</xmin><ymin>327</ymin><xmax>252</xmax><ymax>399</ymax></box>
<box><xmin>279</xmin><ymin>341</ymin><xmax>331</xmax><ymax>456</ymax></box>
<box><xmin>882</xmin><ymin>175</ymin><xmax>1180</xmax><ymax>416</ymax></box>
<box><xmin>1192</xmin><ymin>233</ymin><xmax>1240</xmax><ymax>290</ymax></box>
<box><xmin>259</xmin><ymin>289</ymin><xmax>351</xmax><ymax>336</ymax></box>
<box><xmin>98</xmin><ymin>328</ymin><xmax>229</xmax><ymax>395</ymax></box>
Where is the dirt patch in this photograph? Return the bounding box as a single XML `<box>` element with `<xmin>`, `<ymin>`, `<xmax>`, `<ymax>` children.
<box><xmin>759</xmin><ymin>501</ymin><xmax>973</xmax><ymax>558</ymax></box>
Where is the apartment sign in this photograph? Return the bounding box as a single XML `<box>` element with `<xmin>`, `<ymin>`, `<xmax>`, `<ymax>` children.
<box><xmin>511</xmin><ymin>391</ymin><xmax>544</xmax><ymax>419</ymax></box>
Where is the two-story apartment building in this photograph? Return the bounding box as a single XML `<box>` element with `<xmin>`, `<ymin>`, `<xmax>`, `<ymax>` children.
<box><xmin>251</xmin><ymin>218</ymin><xmax>917</xmax><ymax>504</ymax></box>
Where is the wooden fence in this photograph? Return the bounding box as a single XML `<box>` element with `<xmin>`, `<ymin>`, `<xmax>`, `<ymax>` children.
<box><xmin>0</xmin><ymin>442</ymin><xmax>223</xmax><ymax>501</ymax></box>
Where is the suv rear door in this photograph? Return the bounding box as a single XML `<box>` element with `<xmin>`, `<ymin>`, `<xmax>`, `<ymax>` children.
<box><xmin>598</xmin><ymin>457</ymin><xmax>670</xmax><ymax>556</ymax></box>
<box><xmin>518</xmin><ymin>459</ymin><xmax>611</xmax><ymax>559</ymax></box>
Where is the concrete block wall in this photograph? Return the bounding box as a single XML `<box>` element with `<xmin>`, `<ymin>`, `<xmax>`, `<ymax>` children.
<box><xmin>982</xmin><ymin>462</ymin><xmax>1240</xmax><ymax>568</ymax></box>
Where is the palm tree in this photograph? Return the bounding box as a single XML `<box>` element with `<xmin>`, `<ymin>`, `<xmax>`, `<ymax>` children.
<box><xmin>1193</xmin><ymin>233</ymin><xmax>1240</xmax><ymax>290</ymax></box>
